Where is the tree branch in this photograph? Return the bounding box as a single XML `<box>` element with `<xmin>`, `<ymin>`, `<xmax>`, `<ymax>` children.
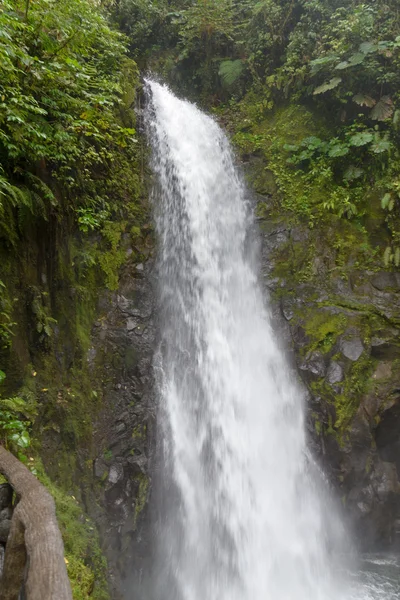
<box><xmin>25</xmin><ymin>0</ymin><xmax>30</xmax><ymax>21</ymax></box>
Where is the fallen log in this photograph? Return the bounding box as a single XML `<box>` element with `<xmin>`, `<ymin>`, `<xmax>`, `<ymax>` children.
<box><xmin>0</xmin><ymin>446</ymin><xmax>72</xmax><ymax>600</ymax></box>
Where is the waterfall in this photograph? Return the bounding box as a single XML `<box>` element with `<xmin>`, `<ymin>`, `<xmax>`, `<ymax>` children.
<box><xmin>142</xmin><ymin>80</ymin><xmax>398</xmax><ymax>600</ymax></box>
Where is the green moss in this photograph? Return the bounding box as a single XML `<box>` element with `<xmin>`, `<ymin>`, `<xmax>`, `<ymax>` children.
<box><xmin>365</xmin><ymin>455</ymin><xmax>373</xmax><ymax>474</ymax></box>
<box><xmin>303</xmin><ymin>310</ymin><xmax>348</xmax><ymax>354</ymax></box>
<box><xmin>96</xmin><ymin>249</ymin><xmax>126</xmax><ymax>291</ymax></box>
<box><xmin>0</xmin><ymin>8</ymin><xmax>151</xmax><ymax>598</ymax></box>
<box><xmin>229</xmin><ymin>102</ymin><xmax>333</xmax><ymax>223</ymax></box>
<box><xmin>131</xmin><ymin>424</ymin><xmax>146</xmax><ymax>440</ymax></box>
<box><xmin>133</xmin><ymin>473</ymin><xmax>149</xmax><ymax>527</ymax></box>
<box><xmin>334</xmin><ymin>352</ymin><xmax>376</xmax><ymax>438</ymax></box>
<box><xmin>32</xmin><ymin>458</ymin><xmax>109</xmax><ymax>600</ymax></box>
<box><xmin>312</xmin><ymin>414</ymin><xmax>322</xmax><ymax>436</ymax></box>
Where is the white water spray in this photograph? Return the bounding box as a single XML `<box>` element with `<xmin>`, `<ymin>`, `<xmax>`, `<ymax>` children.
<box><xmin>143</xmin><ymin>80</ymin><xmax>399</xmax><ymax>600</ymax></box>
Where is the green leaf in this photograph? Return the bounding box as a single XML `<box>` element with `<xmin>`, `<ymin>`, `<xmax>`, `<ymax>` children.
<box><xmin>301</xmin><ymin>136</ymin><xmax>323</xmax><ymax>149</ymax></box>
<box><xmin>381</xmin><ymin>193</ymin><xmax>391</xmax><ymax>209</ymax></box>
<box><xmin>0</xmin><ymin>370</ymin><xmax>5</xmax><ymax>384</ymax></box>
<box><xmin>371</xmin><ymin>138</ymin><xmax>391</xmax><ymax>154</ymax></box>
<box><xmin>395</xmin><ymin>248</ymin><xmax>400</xmax><ymax>268</ymax></box>
<box><xmin>359</xmin><ymin>41</ymin><xmax>378</xmax><ymax>54</ymax></box>
<box><xmin>352</xmin><ymin>94</ymin><xmax>376</xmax><ymax>108</ymax></box>
<box><xmin>298</xmin><ymin>150</ymin><xmax>313</xmax><ymax>160</ymax></box>
<box><xmin>218</xmin><ymin>60</ymin><xmax>244</xmax><ymax>87</ymax></box>
<box><xmin>343</xmin><ymin>166</ymin><xmax>363</xmax><ymax>181</ymax></box>
<box><xmin>384</xmin><ymin>246</ymin><xmax>391</xmax><ymax>267</ymax></box>
<box><xmin>309</xmin><ymin>56</ymin><xmax>337</xmax><ymax>75</ymax></box>
<box><xmin>336</xmin><ymin>53</ymin><xmax>365</xmax><ymax>70</ymax></box>
<box><xmin>19</xmin><ymin>431</ymin><xmax>30</xmax><ymax>448</ymax></box>
<box><xmin>348</xmin><ymin>132</ymin><xmax>374</xmax><ymax>147</ymax></box>
<box><xmin>348</xmin><ymin>52</ymin><xmax>365</xmax><ymax>65</ymax></box>
<box><xmin>283</xmin><ymin>144</ymin><xmax>299</xmax><ymax>152</ymax></box>
<box><xmin>0</xmin><ymin>396</ymin><xmax>28</xmax><ymax>414</ymax></box>
<box><xmin>377</xmin><ymin>40</ymin><xmax>390</xmax><ymax>51</ymax></box>
<box><xmin>371</xmin><ymin>96</ymin><xmax>394</xmax><ymax>121</ymax></box>
<box><xmin>335</xmin><ymin>61</ymin><xmax>349</xmax><ymax>70</ymax></box>
<box><xmin>10</xmin><ymin>431</ymin><xmax>30</xmax><ymax>448</ymax></box>
<box><xmin>328</xmin><ymin>144</ymin><xmax>349</xmax><ymax>157</ymax></box>
<box><xmin>313</xmin><ymin>77</ymin><xmax>342</xmax><ymax>95</ymax></box>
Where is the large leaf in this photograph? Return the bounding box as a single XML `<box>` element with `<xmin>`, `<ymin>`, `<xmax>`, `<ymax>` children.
<box><xmin>343</xmin><ymin>166</ymin><xmax>364</xmax><ymax>181</ymax></box>
<box><xmin>310</xmin><ymin>55</ymin><xmax>337</xmax><ymax>75</ymax></box>
<box><xmin>335</xmin><ymin>61</ymin><xmax>349</xmax><ymax>70</ymax></box>
<box><xmin>381</xmin><ymin>193</ymin><xmax>391</xmax><ymax>209</ymax></box>
<box><xmin>371</xmin><ymin>136</ymin><xmax>392</xmax><ymax>154</ymax></box>
<box><xmin>9</xmin><ymin>431</ymin><xmax>30</xmax><ymax>449</ymax></box>
<box><xmin>352</xmin><ymin>94</ymin><xmax>376</xmax><ymax>108</ymax></box>
<box><xmin>313</xmin><ymin>77</ymin><xmax>342</xmax><ymax>95</ymax></box>
<box><xmin>301</xmin><ymin>136</ymin><xmax>324</xmax><ymax>149</ymax></box>
<box><xmin>218</xmin><ymin>59</ymin><xmax>244</xmax><ymax>87</ymax></box>
<box><xmin>377</xmin><ymin>40</ymin><xmax>390</xmax><ymax>51</ymax></box>
<box><xmin>348</xmin><ymin>52</ymin><xmax>365</xmax><ymax>65</ymax></box>
<box><xmin>370</xmin><ymin>96</ymin><xmax>394</xmax><ymax>121</ymax></box>
<box><xmin>359</xmin><ymin>41</ymin><xmax>378</xmax><ymax>54</ymax></box>
<box><xmin>336</xmin><ymin>53</ymin><xmax>365</xmax><ymax>70</ymax></box>
<box><xmin>384</xmin><ymin>246</ymin><xmax>391</xmax><ymax>267</ymax></box>
<box><xmin>328</xmin><ymin>144</ymin><xmax>349</xmax><ymax>157</ymax></box>
<box><xmin>348</xmin><ymin>131</ymin><xmax>374</xmax><ymax>147</ymax></box>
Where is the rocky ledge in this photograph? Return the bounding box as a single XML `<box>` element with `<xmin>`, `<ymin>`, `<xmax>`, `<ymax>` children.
<box><xmin>258</xmin><ymin>195</ymin><xmax>400</xmax><ymax>550</ymax></box>
<box><xmin>87</xmin><ymin>258</ymin><xmax>156</xmax><ymax>598</ymax></box>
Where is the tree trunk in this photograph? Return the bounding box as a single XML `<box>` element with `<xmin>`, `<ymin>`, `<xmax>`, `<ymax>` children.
<box><xmin>0</xmin><ymin>447</ymin><xmax>72</xmax><ymax>600</ymax></box>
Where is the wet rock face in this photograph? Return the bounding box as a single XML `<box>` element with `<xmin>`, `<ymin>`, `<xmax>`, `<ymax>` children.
<box><xmin>256</xmin><ymin>193</ymin><xmax>400</xmax><ymax>551</ymax></box>
<box><xmin>88</xmin><ymin>260</ymin><xmax>156</xmax><ymax>598</ymax></box>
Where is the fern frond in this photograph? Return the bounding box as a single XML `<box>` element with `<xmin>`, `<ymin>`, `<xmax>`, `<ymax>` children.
<box><xmin>219</xmin><ymin>59</ymin><xmax>244</xmax><ymax>87</ymax></box>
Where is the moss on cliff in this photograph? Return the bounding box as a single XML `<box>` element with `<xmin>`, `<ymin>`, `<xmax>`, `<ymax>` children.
<box><xmin>33</xmin><ymin>458</ymin><xmax>108</xmax><ymax>600</ymax></box>
<box><xmin>0</xmin><ymin>1</ymin><xmax>151</xmax><ymax>595</ymax></box>
<box><xmin>216</xmin><ymin>87</ymin><xmax>400</xmax><ymax>450</ymax></box>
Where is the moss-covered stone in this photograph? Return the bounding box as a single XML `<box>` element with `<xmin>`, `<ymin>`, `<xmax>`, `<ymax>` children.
<box><xmin>303</xmin><ymin>310</ymin><xmax>348</xmax><ymax>354</ymax></box>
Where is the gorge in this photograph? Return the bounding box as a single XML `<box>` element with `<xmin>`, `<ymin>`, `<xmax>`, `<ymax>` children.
<box><xmin>1</xmin><ymin>1</ymin><xmax>400</xmax><ymax>598</ymax></box>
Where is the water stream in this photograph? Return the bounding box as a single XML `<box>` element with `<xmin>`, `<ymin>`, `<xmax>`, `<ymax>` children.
<box><xmin>142</xmin><ymin>80</ymin><xmax>400</xmax><ymax>600</ymax></box>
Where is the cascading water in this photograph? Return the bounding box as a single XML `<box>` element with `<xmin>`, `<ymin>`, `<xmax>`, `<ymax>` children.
<box><xmin>142</xmin><ymin>80</ymin><xmax>400</xmax><ymax>600</ymax></box>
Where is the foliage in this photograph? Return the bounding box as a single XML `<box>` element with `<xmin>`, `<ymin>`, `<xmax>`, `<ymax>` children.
<box><xmin>0</xmin><ymin>279</ymin><xmax>16</xmax><ymax>348</ymax></box>
<box><xmin>112</xmin><ymin>0</ymin><xmax>183</xmax><ymax>60</ymax></box>
<box><xmin>219</xmin><ymin>59</ymin><xmax>244</xmax><ymax>87</ymax></box>
<box><xmin>0</xmin><ymin>2</ymin><xmax>147</xmax><ymax>597</ymax></box>
<box><xmin>0</xmin><ymin>370</ymin><xmax>36</xmax><ymax>457</ymax></box>
<box><xmin>114</xmin><ymin>0</ymin><xmax>400</xmax><ymax>264</ymax></box>
<box><xmin>33</xmin><ymin>458</ymin><xmax>109</xmax><ymax>600</ymax></box>
<box><xmin>0</xmin><ymin>0</ymin><xmax>142</xmax><ymax>284</ymax></box>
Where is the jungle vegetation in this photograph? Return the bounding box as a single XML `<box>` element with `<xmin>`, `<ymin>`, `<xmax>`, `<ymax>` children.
<box><xmin>1</xmin><ymin>0</ymin><xmax>400</xmax><ymax>597</ymax></box>
<box><xmin>114</xmin><ymin>0</ymin><xmax>400</xmax><ymax>264</ymax></box>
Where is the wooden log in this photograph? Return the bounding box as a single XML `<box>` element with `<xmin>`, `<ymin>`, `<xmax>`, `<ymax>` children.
<box><xmin>0</xmin><ymin>447</ymin><xmax>72</xmax><ymax>600</ymax></box>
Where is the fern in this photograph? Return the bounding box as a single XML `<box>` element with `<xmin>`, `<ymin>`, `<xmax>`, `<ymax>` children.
<box><xmin>219</xmin><ymin>59</ymin><xmax>244</xmax><ymax>87</ymax></box>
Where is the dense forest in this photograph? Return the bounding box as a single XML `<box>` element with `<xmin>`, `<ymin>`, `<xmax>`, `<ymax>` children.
<box><xmin>1</xmin><ymin>0</ymin><xmax>400</xmax><ymax>597</ymax></box>
<box><xmin>115</xmin><ymin>0</ymin><xmax>400</xmax><ymax>257</ymax></box>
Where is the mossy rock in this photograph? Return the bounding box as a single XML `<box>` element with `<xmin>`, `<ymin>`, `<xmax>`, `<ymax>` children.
<box><xmin>33</xmin><ymin>458</ymin><xmax>109</xmax><ymax>600</ymax></box>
